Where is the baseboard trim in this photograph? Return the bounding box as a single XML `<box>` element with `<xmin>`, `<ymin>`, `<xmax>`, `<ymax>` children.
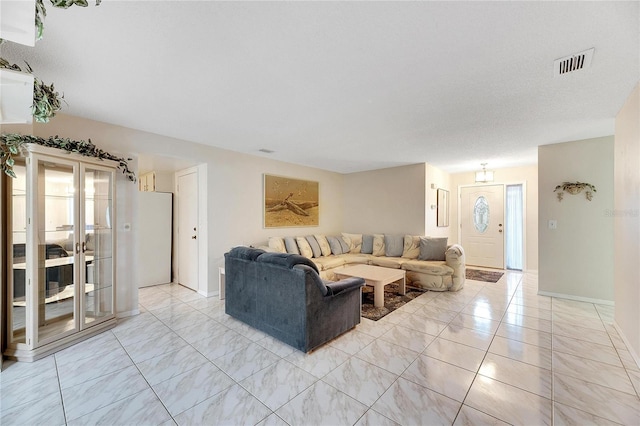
<box><xmin>537</xmin><ymin>291</ymin><xmax>614</xmax><ymax>306</ymax></box>
<box><xmin>116</xmin><ymin>309</ymin><xmax>140</xmax><ymax>318</ymax></box>
<box><xmin>199</xmin><ymin>290</ymin><xmax>219</xmax><ymax>298</ymax></box>
<box><xmin>613</xmin><ymin>322</ymin><xmax>640</xmax><ymax>370</ymax></box>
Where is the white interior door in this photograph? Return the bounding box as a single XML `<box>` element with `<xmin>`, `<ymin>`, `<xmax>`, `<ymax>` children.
<box><xmin>460</xmin><ymin>184</ymin><xmax>505</xmax><ymax>269</ymax></box>
<box><xmin>177</xmin><ymin>171</ymin><xmax>198</xmax><ymax>291</ymax></box>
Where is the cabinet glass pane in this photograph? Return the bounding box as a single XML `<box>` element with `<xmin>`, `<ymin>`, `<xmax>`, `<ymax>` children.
<box><xmin>11</xmin><ymin>161</ymin><xmax>27</xmax><ymax>344</ymax></box>
<box><xmin>37</xmin><ymin>161</ymin><xmax>77</xmax><ymax>342</ymax></box>
<box><xmin>84</xmin><ymin>168</ymin><xmax>114</xmax><ymax>324</ymax></box>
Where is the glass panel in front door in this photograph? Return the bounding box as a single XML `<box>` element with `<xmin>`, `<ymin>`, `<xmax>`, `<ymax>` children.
<box><xmin>37</xmin><ymin>160</ymin><xmax>78</xmax><ymax>343</ymax></box>
<box><xmin>84</xmin><ymin>168</ymin><xmax>114</xmax><ymax>325</ymax></box>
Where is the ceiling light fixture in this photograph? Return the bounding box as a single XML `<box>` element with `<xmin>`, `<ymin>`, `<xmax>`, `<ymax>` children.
<box><xmin>475</xmin><ymin>163</ymin><xmax>494</xmax><ymax>183</ymax></box>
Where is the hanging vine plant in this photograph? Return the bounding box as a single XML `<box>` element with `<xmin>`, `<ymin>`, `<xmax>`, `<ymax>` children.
<box><xmin>1</xmin><ymin>133</ymin><xmax>136</xmax><ymax>182</ymax></box>
<box><xmin>0</xmin><ymin>58</ymin><xmax>65</xmax><ymax>123</ymax></box>
<box><xmin>36</xmin><ymin>0</ymin><xmax>102</xmax><ymax>40</ymax></box>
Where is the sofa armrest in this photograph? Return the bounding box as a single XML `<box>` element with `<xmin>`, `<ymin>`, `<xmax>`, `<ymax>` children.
<box><xmin>445</xmin><ymin>244</ymin><xmax>466</xmax><ymax>291</ymax></box>
<box><xmin>325</xmin><ymin>277</ymin><xmax>364</xmax><ymax>296</ymax></box>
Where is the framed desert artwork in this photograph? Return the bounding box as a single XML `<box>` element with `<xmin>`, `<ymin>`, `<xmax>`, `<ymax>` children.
<box><xmin>264</xmin><ymin>174</ymin><xmax>319</xmax><ymax>228</ymax></box>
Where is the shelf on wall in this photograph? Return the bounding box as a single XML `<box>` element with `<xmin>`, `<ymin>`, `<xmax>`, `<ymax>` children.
<box><xmin>0</xmin><ymin>68</ymin><xmax>34</xmax><ymax>125</ymax></box>
<box><xmin>0</xmin><ymin>0</ymin><xmax>36</xmax><ymax>46</ymax></box>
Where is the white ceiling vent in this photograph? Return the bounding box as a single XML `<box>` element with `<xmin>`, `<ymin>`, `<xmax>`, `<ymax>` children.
<box><xmin>554</xmin><ymin>48</ymin><xmax>594</xmax><ymax>76</ymax></box>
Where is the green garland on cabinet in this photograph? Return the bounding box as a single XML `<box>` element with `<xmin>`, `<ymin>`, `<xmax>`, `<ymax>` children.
<box><xmin>1</xmin><ymin>133</ymin><xmax>136</xmax><ymax>182</ymax></box>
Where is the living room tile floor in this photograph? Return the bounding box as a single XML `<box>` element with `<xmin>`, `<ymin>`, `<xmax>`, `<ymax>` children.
<box><xmin>2</xmin><ymin>270</ymin><xmax>640</xmax><ymax>425</ymax></box>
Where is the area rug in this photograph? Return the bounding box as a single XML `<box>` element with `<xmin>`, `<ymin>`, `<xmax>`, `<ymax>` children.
<box><xmin>465</xmin><ymin>268</ymin><xmax>504</xmax><ymax>283</ymax></box>
<box><xmin>361</xmin><ymin>283</ymin><xmax>426</xmax><ymax>321</ymax></box>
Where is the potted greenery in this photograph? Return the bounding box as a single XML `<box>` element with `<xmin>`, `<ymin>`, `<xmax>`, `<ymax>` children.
<box><xmin>554</xmin><ymin>181</ymin><xmax>597</xmax><ymax>201</ymax></box>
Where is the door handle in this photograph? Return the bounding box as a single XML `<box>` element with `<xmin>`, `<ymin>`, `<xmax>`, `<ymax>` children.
<box><xmin>499</xmin><ymin>229</ymin><xmax>503</xmax><ymax>233</ymax></box>
<box><xmin>192</xmin><ymin>235</ymin><xmax>197</xmax><ymax>240</ymax></box>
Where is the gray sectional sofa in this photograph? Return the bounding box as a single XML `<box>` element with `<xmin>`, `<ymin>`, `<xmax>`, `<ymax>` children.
<box><xmin>224</xmin><ymin>247</ymin><xmax>365</xmax><ymax>352</ymax></box>
<box><xmin>262</xmin><ymin>233</ymin><xmax>466</xmax><ymax>292</ymax></box>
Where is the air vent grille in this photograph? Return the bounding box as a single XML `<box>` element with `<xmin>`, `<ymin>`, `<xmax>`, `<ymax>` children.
<box><xmin>554</xmin><ymin>48</ymin><xmax>594</xmax><ymax>76</ymax></box>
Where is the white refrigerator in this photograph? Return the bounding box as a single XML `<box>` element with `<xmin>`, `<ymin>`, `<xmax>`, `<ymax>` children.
<box><xmin>138</xmin><ymin>191</ymin><xmax>173</xmax><ymax>287</ymax></box>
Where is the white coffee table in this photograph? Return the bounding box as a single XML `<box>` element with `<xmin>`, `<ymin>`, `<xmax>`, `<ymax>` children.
<box><xmin>335</xmin><ymin>264</ymin><xmax>406</xmax><ymax>308</ymax></box>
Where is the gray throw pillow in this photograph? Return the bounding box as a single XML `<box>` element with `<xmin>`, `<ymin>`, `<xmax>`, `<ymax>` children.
<box><xmin>338</xmin><ymin>237</ymin><xmax>350</xmax><ymax>253</ymax></box>
<box><xmin>306</xmin><ymin>236</ymin><xmax>322</xmax><ymax>258</ymax></box>
<box><xmin>419</xmin><ymin>237</ymin><xmax>448</xmax><ymax>261</ymax></box>
<box><xmin>284</xmin><ymin>236</ymin><xmax>300</xmax><ymax>255</ymax></box>
<box><xmin>326</xmin><ymin>236</ymin><xmax>343</xmax><ymax>255</ymax></box>
<box><xmin>361</xmin><ymin>234</ymin><xmax>374</xmax><ymax>254</ymax></box>
<box><xmin>384</xmin><ymin>234</ymin><xmax>404</xmax><ymax>257</ymax></box>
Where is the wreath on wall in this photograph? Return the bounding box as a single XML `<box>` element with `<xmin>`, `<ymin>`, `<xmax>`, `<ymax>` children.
<box><xmin>1</xmin><ymin>133</ymin><xmax>136</xmax><ymax>182</ymax></box>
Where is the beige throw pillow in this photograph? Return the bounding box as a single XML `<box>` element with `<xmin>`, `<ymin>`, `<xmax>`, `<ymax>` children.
<box><xmin>372</xmin><ymin>234</ymin><xmax>385</xmax><ymax>256</ymax></box>
<box><xmin>314</xmin><ymin>235</ymin><xmax>332</xmax><ymax>256</ymax></box>
<box><xmin>402</xmin><ymin>235</ymin><xmax>421</xmax><ymax>259</ymax></box>
<box><xmin>341</xmin><ymin>233</ymin><xmax>362</xmax><ymax>253</ymax></box>
<box><xmin>268</xmin><ymin>237</ymin><xmax>286</xmax><ymax>253</ymax></box>
<box><xmin>296</xmin><ymin>236</ymin><xmax>314</xmax><ymax>258</ymax></box>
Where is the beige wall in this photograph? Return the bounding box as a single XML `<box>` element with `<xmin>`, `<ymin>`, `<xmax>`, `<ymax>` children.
<box><xmin>538</xmin><ymin>136</ymin><xmax>615</xmax><ymax>302</ymax></box>
<box><xmin>9</xmin><ymin>114</ymin><xmax>345</xmax><ymax>313</ymax></box>
<box><xmin>451</xmin><ymin>165</ymin><xmax>538</xmax><ymax>271</ymax></box>
<box><xmin>614</xmin><ymin>84</ymin><xmax>640</xmax><ymax>364</ymax></box>
<box><xmin>343</xmin><ymin>164</ymin><xmax>427</xmax><ymax>235</ymax></box>
<box><xmin>426</xmin><ymin>163</ymin><xmax>453</xmax><ymax>238</ymax></box>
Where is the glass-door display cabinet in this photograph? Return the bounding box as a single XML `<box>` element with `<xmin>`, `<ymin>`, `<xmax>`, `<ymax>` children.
<box><xmin>4</xmin><ymin>144</ymin><xmax>117</xmax><ymax>361</ymax></box>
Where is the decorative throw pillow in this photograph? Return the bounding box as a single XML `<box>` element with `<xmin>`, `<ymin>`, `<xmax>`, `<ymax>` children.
<box><xmin>314</xmin><ymin>235</ymin><xmax>332</xmax><ymax>256</ymax></box>
<box><xmin>372</xmin><ymin>234</ymin><xmax>385</xmax><ymax>256</ymax></box>
<box><xmin>384</xmin><ymin>234</ymin><xmax>404</xmax><ymax>257</ymax></box>
<box><xmin>326</xmin><ymin>236</ymin><xmax>343</xmax><ymax>255</ymax></box>
<box><xmin>361</xmin><ymin>234</ymin><xmax>374</xmax><ymax>254</ymax></box>
<box><xmin>419</xmin><ymin>237</ymin><xmax>448</xmax><ymax>261</ymax></box>
<box><xmin>342</xmin><ymin>233</ymin><xmax>363</xmax><ymax>253</ymax></box>
<box><xmin>296</xmin><ymin>237</ymin><xmax>313</xmax><ymax>258</ymax></box>
<box><xmin>284</xmin><ymin>236</ymin><xmax>300</xmax><ymax>255</ymax></box>
<box><xmin>268</xmin><ymin>237</ymin><xmax>286</xmax><ymax>253</ymax></box>
<box><xmin>402</xmin><ymin>235</ymin><xmax>421</xmax><ymax>259</ymax></box>
<box><xmin>338</xmin><ymin>236</ymin><xmax>350</xmax><ymax>253</ymax></box>
<box><xmin>305</xmin><ymin>236</ymin><xmax>322</xmax><ymax>258</ymax></box>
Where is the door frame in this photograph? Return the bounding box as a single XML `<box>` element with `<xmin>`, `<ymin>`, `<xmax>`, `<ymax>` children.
<box><xmin>174</xmin><ymin>164</ymin><xmax>208</xmax><ymax>296</ymax></box>
<box><xmin>457</xmin><ymin>181</ymin><xmax>527</xmax><ymax>271</ymax></box>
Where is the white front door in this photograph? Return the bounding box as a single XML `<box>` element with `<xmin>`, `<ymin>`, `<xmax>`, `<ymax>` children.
<box><xmin>177</xmin><ymin>171</ymin><xmax>199</xmax><ymax>291</ymax></box>
<box><xmin>460</xmin><ymin>184</ymin><xmax>505</xmax><ymax>269</ymax></box>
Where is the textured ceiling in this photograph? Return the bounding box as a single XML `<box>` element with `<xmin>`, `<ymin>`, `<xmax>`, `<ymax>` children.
<box><xmin>2</xmin><ymin>1</ymin><xmax>639</xmax><ymax>173</ymax></box>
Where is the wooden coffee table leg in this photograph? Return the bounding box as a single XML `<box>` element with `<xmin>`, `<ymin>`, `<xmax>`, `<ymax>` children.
<box><xmin>399</xmin><ymin>275</ymin><xmax>406</xmax><ymax>296</ymax></box>
<box><xmin>374</xmin><ymin>282</ymin><xmax>385</xmax><ymax>308</ymax></box>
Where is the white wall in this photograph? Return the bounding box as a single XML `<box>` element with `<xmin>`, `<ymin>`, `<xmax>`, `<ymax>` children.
<box><xmin>538</xmin><ymin>137</ymin><xmax>615</xmax><ymax>303</ymax></box>
<box><xmin>343</xmin><ymin>164</ymin><xmax>427</xmax><ymax>235</ymax></box>
<box><xmin>426</xmin><ymin>163</ymin><xmax>453</xmax><ymax>238</ymax></box>
<box><xmin>451</xmin><ymin>165</ymin><xmax>538</xmax><ymax>271</ymax></box>
<box><xmin>614</xmin><ymin>84</ymin><xmax>640</xmax><ymax>365</ymax></box>
<box><xmin>15</xmin><ymin>114</ymin><xmax>345</xmax><ymax>314</ymax></box>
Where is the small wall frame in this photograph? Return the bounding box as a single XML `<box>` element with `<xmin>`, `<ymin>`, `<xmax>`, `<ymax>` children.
<box><xmin>437</xmin><ymin>188</ymin><xmax>449</xmax><ymax>227</ymax></box>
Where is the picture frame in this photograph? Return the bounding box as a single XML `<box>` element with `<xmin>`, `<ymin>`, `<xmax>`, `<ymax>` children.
<box><xmin>264</xmin><ymin>174</ymin><xmax>319</xmax><ymax>228</ymax></box>
<box><xmin>437</xmin><ymin>188</ymin><xmax>449</xmax><ymax>227</ymax></box>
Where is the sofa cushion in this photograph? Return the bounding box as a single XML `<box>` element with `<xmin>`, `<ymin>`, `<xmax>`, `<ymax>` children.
<box><xmin>384</xmin><ymin>234</ymin><xmax>404</xmax><ymax>257</ymax></box>
<box><xmin>338</xmin><ymin>236</ymin><xmax>350</xmax><ymax>253</ymax></box>
<box><xmin>268</xmin><ymin>237</ymin><xmax>286</xmax><ymax>253</ymax></box>
<box><xmin>312</xmin><ymin>256</ymin><xmax>347</xmax><ymax>271</ymax></box>
<box><xmin>306</xmin><ymin>236</ymin><xmax>322</xmax><ymax>258</ymax></box>
<box><xmin>401</xmin><ymin>260</ymin><xmax>453</xmax><ymax>275</ymax></box>
<box><xmin>372</xmin><ymin>234</ymin><xmax>385</xmax><ymax>256</ymax></box>
<box><xmin>326</xmin><ymin>236</ymin><xmax>344</xmax><ymax>255</ymax></box>
<box><xmin>314</xmin><ymin>235</ymin><xmax>332</xmax><ymax>257</ymax></box>
<box><xmin>361</xmin><ymin>234</ymin><xmax>374</xmax><ymax>254</ymax></box>
<box><xmin>369</xmin><ymin>256</ymin><xmax>405</xmax><ymax>269</ymax></box>
<box><xmin>342</xmin><ymin>233</ymin><xmax>362</xmax><ymax>254</ymax></box>
<box><xmin>257</xmin><ymin>252</ymin><xmax>319</xmax><ymax>274</ymax></box>
<box><xmin>340</xmin><ymin>253</ymin><xmax>373</xmax><ymax>265</ymax></box>
<box><xmin>296</xmin><ymin>237</ymin><xmax>314</xmax><ymax>258</ymax></box>
<box><xmin>419</xmin><ymin>237</ymin><xmax>448</xmax><ymax>261</ymax></box>
<box><xmin>284</xmin><ymin>237</ymin><xmax>300</xmax><ymax>254</ymax></box>
<box><xmin>228</xmin><ymin>246</ymin><xmax>266</xmax><ymax>261</ymax></box>
<box><xmin>402</xmin><ymin>235</ymin><xmax>421</xmax><ymax>259</ymax></box>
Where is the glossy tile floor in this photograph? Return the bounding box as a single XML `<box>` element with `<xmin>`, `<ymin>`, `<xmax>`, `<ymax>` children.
<box><xmin>2</xmin><ymin>270</ymin><xmax>640</xmax><ymax>425</ymax></box>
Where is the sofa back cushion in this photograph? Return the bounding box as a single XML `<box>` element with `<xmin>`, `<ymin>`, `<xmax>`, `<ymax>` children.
<box><xmin>326</xmin><ymin>236</ymin><xmax>344</xmax><ymax>255</ymax></box>
<box><xmin>284</xmin><ymin>236</ymin><xmax>300</xmax><ymax>254</ymax></box>
<box><xmin>296</xmin><ymin>237</ymin><xmax>314</xmax><ymax>258</ymax></box>
<box><xmin>257</xmin><ymin>252</ymin><xmax>319</xmax><ymax>274</ymax></box>
<box><xmin>314</xmin><ymin>235</ymin><xmax>332</xmax><ymax>257</ymax></box>
<box><xmin>305</xmin><ymin>236</ymin><xmax>322</xmax><ymax>258</ymax></box>
<box><xmin>338</xmin><ymin>236</ymin><xmax>350</xmax><ymax>253</ymax></box>
<box><xmin>384</xmin><ymin>234</ymin><xmax>404</xmax><ymax>257</ymax></box>
<box><xmin>402</xmin><ymin>235</ymin><xmax>421</xmax><ymax>259</ymax></box>
<box><xmin>419</xmin><ymin>237</ymin><xmax>448</xmax><ymax>261</ymax></box>
<box><xmin>342</xmin><ymin>233</ymin><xmax>363</xmax><ymax>253</ymax></box>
